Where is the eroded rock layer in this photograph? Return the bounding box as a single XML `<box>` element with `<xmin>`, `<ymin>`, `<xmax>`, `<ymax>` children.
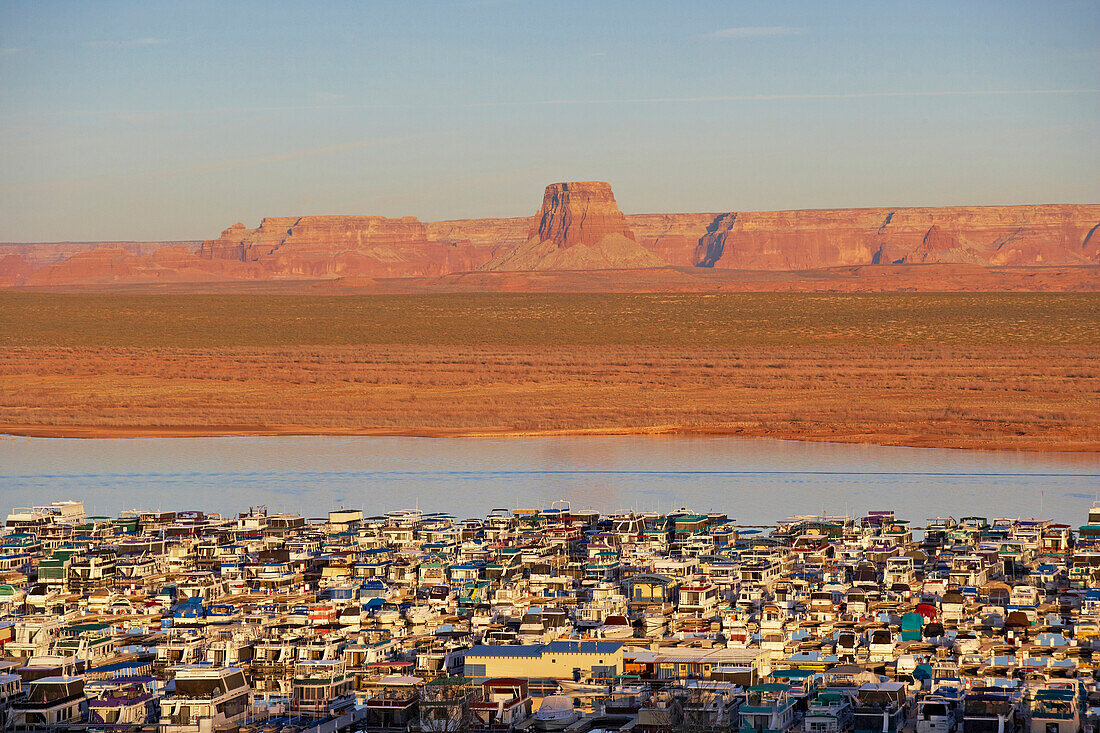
<box><xmin>0</xmin><ymin>240</ymin><xmax>201</xmax><ymax>268</ymax></box>
<box><xmin>4</xmin><ymin>191</ymin><xmax>1098</xmax><ymax>286</ymax></box>
<box><xmin>482</xmin><ymin>182</ymin><xmax>667</xmax><ymax>270</ymax></box>
<box><xmin>195</xmin><ymin>215</ymin><xmax>490</xmax><ymax>279</ymax></box>
<box><xmin>629</xmin><ymin>213</ymin><xmax>720</xmax><ymax>267</ymax></box>
<box><xmin>694</xmin><ymin>205</ymin><xmax>1100</xmax><ymax>270</ymax></box>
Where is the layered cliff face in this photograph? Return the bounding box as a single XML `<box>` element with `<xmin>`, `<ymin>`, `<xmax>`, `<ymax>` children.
<box><xmin>425</xmin><ymin>217</ymin><xmax>529</xmax><ymax>256</ymax></box>
<box><xmin>899</xmin><ymin>224</ymin><xmax>982</xmax><ymax>265</ymax></box>
<box><xmin>23</xmin><ymin>246</ymin><xmax>259</xmax><ymax>286</ymax></box>
<box><xmin>423</xmin><ymin>213</ymin><xmax>717</xmax><ymax>266</ymax></box>
<box><xmin>629</xmin><ymin>213</ymin><xmax>719</xmax><ymax>267</ymax></box>
<box><xmin>482</xmin><ymin>182</ymin><xmax>667</xmax><ymax>271</ymax></box>
<box><xmin>528</xmin><ymin>181</ymin><xmax>636</xmax><ymax>247</ymax></box>
<box><xmin>7</xmin><ymin>193</ymin><xmax>1098</xmax><ymax>287</ymax></box>
<box><xmin>198</xmin><ymin>215</ymin><xmax>487</xmax><ymax>278</ymax></box>
<box><xmin>694</xmin><ymin>205</ymin><xmax>1100</xmax><ymax>270</ymax></box>
<box><xmin>0</xmin><ymin>240</ymin><xmax>200</xmax><ymax>268</ymax></box>
<box><xmin>0</xmin><ymin>254</ymin><xmax>34</xmax><ymax>287</ymax></box>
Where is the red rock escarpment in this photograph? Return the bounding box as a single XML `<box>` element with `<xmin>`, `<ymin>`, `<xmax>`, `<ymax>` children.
<box><xmin>0</xmin><ymin>254</ymin><xmax>34</xmax><ymax>287</ymax></box>
<box><xmin>528</xmin><ymin>181</ymin><xmax>636</xmax><ymax>248</ymax></box>
<box><xmin>694</xmin><ymin>205</ymin><xmax>1100</xmax><ymax>270</ymax></box>
<box><xmin>0</xmin><ymin>241</ymin><xmax>200</xmax><ymax>268</ymax></box>
<box><xmin>628</xmin><ymin>213</ymin><xmax>720</xmax><ymax>267</ymax></box>
<box><xmin>424</xmin><ymin>213</ymin><xmax>717</xmax><ymax>267</ymax></box>
<box><xmin>24</xmin><ymin>246</ymin><xmax>258</xmax><ymax>286</ymax></box>
<box><xmin>481</xmin><ymin>182</ymin><xmax>668</xmax><ymax>270</ymax></box>
<box><xmin>424</xmin><ymin>217</ymin><xmax>530</xmax><ymax>258</ymax></box>
<box><xmin>199</xmin><ymin>215</ymin><xmax>486</xmax><ymax>278</ymax></box>
<box><xmin>7</xmin><ymin>195</ymin><xmax>1098</xmax><ymax>287</ymax></box>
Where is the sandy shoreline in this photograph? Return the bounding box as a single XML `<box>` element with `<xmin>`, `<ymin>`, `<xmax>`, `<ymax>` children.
<box><xmin>2</xmin><ymin>423</ymin><xmax>1097</xmax><ymax>454</ymax></box>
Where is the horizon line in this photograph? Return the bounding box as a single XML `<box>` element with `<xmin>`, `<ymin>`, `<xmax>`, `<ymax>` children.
<box><xmin>3</xmin><ymin>201</ymin><xmax>1099</xmax><ymax>245</ymax></box>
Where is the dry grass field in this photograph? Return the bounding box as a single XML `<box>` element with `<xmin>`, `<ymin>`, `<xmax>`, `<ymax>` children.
<box><xmin>1</xmin><ymin>292</ymin><xmax>1097</xmax><ymax>450</ymax></box>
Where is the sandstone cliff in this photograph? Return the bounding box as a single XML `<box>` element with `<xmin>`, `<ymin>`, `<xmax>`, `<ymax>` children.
<box><xmin>481</xmin><ymin>182</ymin><xmax>667</xmax><ymax>271</ymax></box>
<box><xmin>24</xmin><ymin>246</ymin><xmax>258</xmax><ymax>286</ymax></box>
<box><xmin>198</xmin><ymin>215</ymin><xmax>486</xmax><ymax>278</ymax></box>
<box><xmin>7</xmin><ymin>190</ymin><xmax>1098</xmax><ymax>288</ymax></box>
<box><xmin>0</xmin><ymin>240</ymin><xmax>200</xmax><ymax>268</ymax></box>
<box><xmin>629</xmin><ymin>213</ymin><xmax>719</xmax><ymax>267</ymax></box>
<box><xmin>425</xmin><ymin>217</ymin><xmax>529</xmax><ymax>257</ymax></box>
<box><xmin>423</xmin><ymin>213</ymin><xmax>717</xmax><ymax>267</ymax></box>
<box><xmin>0</xmin><ymin>254</ymin><xmax>34</xmax><ymax>287</ymax></box>
<box><xmin>694</xmin><ymin>205</ymin><xmax>1100</xmax><ymax>270</ymax></box>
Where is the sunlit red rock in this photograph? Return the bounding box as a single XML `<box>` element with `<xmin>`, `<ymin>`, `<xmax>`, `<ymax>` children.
<box><xmin>695</xmin><ymin>205</ymin><xmax>1100</xmax><ymax>269</ymax></box>
<box><xmin>198</xmin><ymin>215</ymin><xmax>487</xmax><ymax>278</ymax></box>
<box><xmin>482</xmin><ymin>182</ymin><xmax>667</xmax><ymax>270</ymax></box>
<box><xmin>0</xmin><ymin>254</ymin><xmax>33</xmax><ymax>287</ymax></box>
<box><xmin>5</xmin><ymin>191</ymin><xmax>1098</xmax><ymax>286</ymax></box>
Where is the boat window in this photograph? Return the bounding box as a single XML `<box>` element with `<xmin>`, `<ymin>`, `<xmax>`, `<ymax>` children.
<box><xmin>922</xmin><ymin>704</ymin><xmax>947</xmax><ymax>718</ymax></box>
<box><xmin>175</xmin><ymin>677</ymin><xmax>226</xmax><ymax>697</ymax></box>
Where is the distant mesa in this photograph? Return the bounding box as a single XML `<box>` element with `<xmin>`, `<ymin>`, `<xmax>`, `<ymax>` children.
<box><xmin>692</xmin><ymin>205</ymin><xmax>1100</xmax><ymax>270</ymax></box>
<box><xmin>480</xmin><ymin>182</ymin><xmax>667</xmax><ymax>271</ymax></box>
<box><xmin>0</xmin><ymin>240</ymin><xmax>203</xmax><ymax>287</ymax></box>
<box><xmin>530</xmin><ymin>182</ymin><xmax>633</xmax><ymax>249</ymax></box>
<box><xmin>197</xmin><ymin>215</ymin><xmax>486</xmax><ymax>279</ymax></box>
<box><xmin>1</xmin><ymin>185</ymin><xmax>1097</xmax><ymax>288</ymax></box>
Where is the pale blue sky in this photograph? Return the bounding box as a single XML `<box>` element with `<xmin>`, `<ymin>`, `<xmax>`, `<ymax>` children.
<box><xmin>1</xmin><ymin>0</ymin><xmax>1097</xmax><ymax>241</ymax></box>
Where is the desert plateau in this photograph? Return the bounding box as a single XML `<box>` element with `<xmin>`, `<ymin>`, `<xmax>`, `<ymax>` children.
<box><xmin>2</xmin><ymin>182</ymin><xmax>1097</xmax><ymax>291</ymax></box>
<box><xmin>2</xmin><ymin>181</ymin><xmax>1098</xmax><ymax>451</ymax></box>
<box><xmin>1</xmin><ymin>291</ymin><xmax>1096</xmax><ymax>451</ymax></box>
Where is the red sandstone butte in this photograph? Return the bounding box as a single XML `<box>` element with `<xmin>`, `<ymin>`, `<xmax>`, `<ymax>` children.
<box><xmin>3</xmin><ymin>186</ymin><xmax>1098</xmax><ymax>288</ymax></box>
<box><xmin>529</xmin><ymin>181</ymin><xmax>636</xmax><ymax>248</ymax></box>
<box><xmin>482</xmin><ymin>182</ymin><xmax>667</xmax><ymax>271</ymax></box>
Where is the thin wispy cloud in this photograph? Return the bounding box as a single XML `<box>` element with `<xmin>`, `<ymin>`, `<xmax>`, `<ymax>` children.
<box><xmin>468</xmin><ymin>88</ymin><xmax>1100</xmax><ymax>108</ymax></box>
<box><xmin>84</xmin><ymin>37</ymin><xmax>167</xmax><ymax>49</ymax></box>
<box><xmin>703</xmin><ymin>26</ymin><xmax>806</xmax><ymax>39</ymax></box>
<box><xmin>62</xmin><ymin>87</ymin><xmax>1100</xmax><ymax>125</ymax></box>
<box><xmin>88</xmin><ymin>100</ymin><xmax>405</xmax><ymax>122</ymax></box>
<box><xmin>456</xmin><ymin>0</ymin><xmax>520</xmax><ymax>7</ymax></box>
<box><xmin>0</xmin><ymin>47</ymin><xmax>25</xmax><ymax>56</ymax></box>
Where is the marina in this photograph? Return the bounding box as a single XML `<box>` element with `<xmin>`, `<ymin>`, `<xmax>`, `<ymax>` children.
<box><xmin>0</xmin><ymin>497</ymin><xmax>1097</xmax><ymax>731</ymax></box>
<box><xmin>4</xmin><ymin>4</ymin><xmax>1097</xmax><ymax>733</ymax></box>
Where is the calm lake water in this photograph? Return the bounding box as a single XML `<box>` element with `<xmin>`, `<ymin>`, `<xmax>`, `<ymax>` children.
<box><xmin>0</xmin><ymin>435</ymin><xmax>1097</xmax><ymax>526</ymax></box>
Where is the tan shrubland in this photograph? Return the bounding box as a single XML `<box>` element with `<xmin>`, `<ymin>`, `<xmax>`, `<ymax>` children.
<box><xmin>0</xmin><ymin>292</ymin><xmax>1096</xmax><ymax>450</ymax></box>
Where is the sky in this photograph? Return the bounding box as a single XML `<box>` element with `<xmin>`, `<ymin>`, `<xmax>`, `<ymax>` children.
<box><xmin>0</xmin><ymin>0</ymin><xmax>1097</xmax><ymax>242</ymax></box>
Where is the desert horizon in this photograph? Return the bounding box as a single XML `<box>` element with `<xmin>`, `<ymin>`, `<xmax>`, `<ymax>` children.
<box><xmin>1</xmin><ymin>181</ymin><xmax>1097</xmax><ymax>290</ymax></box>
<box><xmin>3</xmin><ymin>4</ymin><xmax>1100</xmax><ymax>729</ymax></box>
<box><xmin>2</xmin><ymin>177</ymin><xmax>1096</xmax><ymax>451</ymax></box>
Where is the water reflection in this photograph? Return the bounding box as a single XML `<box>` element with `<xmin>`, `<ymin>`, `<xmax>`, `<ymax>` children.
<box><xmin>0</xmin><ymin>435</ymin><xmax>1095</xmax><ymax>524</ymax></box>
